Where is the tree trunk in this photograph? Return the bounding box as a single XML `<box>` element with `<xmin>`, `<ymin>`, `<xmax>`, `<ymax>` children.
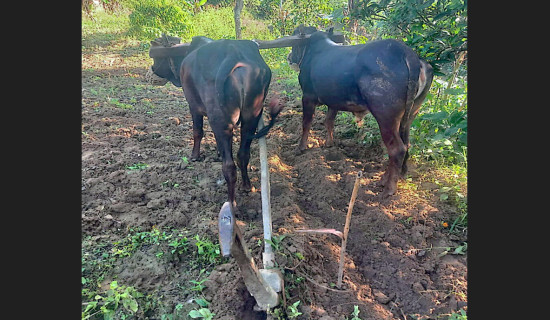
<box><xmin>234</xmin><ymin>0</ymin><xmax>244</xmax><ymax>40</ymax></box>
<box><xmin>347</xmin><ymin>0</ymin><xmax>358</xmax><ymax>35</ymax></box>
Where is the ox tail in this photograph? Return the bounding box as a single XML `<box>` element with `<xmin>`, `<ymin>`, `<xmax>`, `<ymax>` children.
<box><xmin>248</xmin><ymin>96</ymin><xmax>284</xmax><ymax>141</ymax></box>
<box><xmin>400</xmin><ymin>52</ymin><xmax>421</xmax><ymax>143</ymax></box>
<box><xmin>402</xmin><ymin>54</ymin><xmax>421</xmax><ymax>129</ymax></box>
<box><xmin>214</xmin><ymin>55</ymin><xmax>242</xmax><ymax>112</ymax></box>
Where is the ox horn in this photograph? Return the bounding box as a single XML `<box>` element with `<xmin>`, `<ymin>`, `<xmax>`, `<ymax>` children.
<box><xmin>253</xmin><ymin>32</ymin><xmax>345</xmax><ymax>49</ymax></box>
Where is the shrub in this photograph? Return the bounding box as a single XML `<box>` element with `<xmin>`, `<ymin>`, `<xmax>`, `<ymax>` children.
<box><xmin>410</xmin><ymin>77</ymin><xmax>467</xmax><ymax>167</ymax></box>
<box><xmin>182</xmin><ymin>6</ymin><xmax>273</xmax><ymax>41</ymax></box>
<box><xmin>127</xmin><ymin>0</ymin><xmax>193</xmax><ymax>38</ymax></box>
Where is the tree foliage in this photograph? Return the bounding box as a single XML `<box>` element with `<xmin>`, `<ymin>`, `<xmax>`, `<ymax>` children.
<box><xmin>349</xmin><ymin>0</ymin><xmax>467</xmax><ymax>76</ymax></box>
<box><xmin>250</xmin><ymin>0</ymin><xmax>334</xmax><ymax>36</ymax></box>
<box><xmin>126</xmin><ymin>0</ymin><xmax>194</xmax><ymax>38</ymax></box>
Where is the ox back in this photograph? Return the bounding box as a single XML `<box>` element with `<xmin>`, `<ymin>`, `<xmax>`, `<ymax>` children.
<box><xmin>289</xmin><ymin>29</ymin><xmax>433</xmax><ymax>197</ymax></box>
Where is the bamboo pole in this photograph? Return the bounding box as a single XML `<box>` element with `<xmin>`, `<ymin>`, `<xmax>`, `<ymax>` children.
<box><xmin>337</xmin><ymin>170</ymin><xmax>362</xmax><ymax>288</ymax></box>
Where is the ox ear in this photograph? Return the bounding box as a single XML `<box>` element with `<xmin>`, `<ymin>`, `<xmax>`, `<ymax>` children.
<box><xmin>327</xmin><ymin>27</ymin><xmax>334</xmax><ymax>35</ymax></box>
<box><xmin>150</xmin><ymin>40</ymin><xmax>162</xmax><ymax>47</ymax></box>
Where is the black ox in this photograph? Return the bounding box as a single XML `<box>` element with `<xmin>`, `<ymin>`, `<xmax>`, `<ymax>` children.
<box><xmin>288</xmin><ymin>27</ymin><xmax>434</xmax><ymax>197</ymax></box>
<box><xmin>148</xmin><ymin>35</ymin><xmax>282</xmax><ymax>207</ymax></box>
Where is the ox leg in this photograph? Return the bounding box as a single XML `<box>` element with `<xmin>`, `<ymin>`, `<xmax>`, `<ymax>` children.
<box><xmin>237</xmin><ymin>118</ymin><xmax>259</xmax><ymax>192</ymax></box>
<box><xmin>298</xmin><ymin>96</ymin><xmax>316</xmax><ymax>152</ymax></box>
<box><xmin>190</xmin><ymin>113</ymin><xmax>204</xmax><ymax>161</ymax></box>
<box><xmin>324</xmin><ymin>107</ymin><xmax>338</xmax><ymax>147</ymax></box>
<box><xmin>378</xmin><ymin>120</ymin><xmax>407</xmax><ymax>197</ymax></box>
<box><xmin>213</xmin><ymin>128</ymin><xmax>238</xmax><ymax>206</ymax></box>
<box><xmin>399</xmin><ymin>122</ymin><xmax>413</xmax><ymax>177</ymax></box>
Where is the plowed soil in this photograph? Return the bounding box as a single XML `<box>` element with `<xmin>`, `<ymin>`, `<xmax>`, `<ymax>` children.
<box><xmin>82</xmin><ymin>35</ymin><xmax>467</xmax><ymax>320</ymax></box>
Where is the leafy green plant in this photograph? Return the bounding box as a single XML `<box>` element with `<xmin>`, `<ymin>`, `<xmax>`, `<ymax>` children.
<box><xmin>109</xmin><ymin>97</ymin><xmax>134</xmax><ymax>109</ymax></box>
<box><xmin>168</xmin><ymin>234</ymin><xmax>189</xmax><ymax>255</ymax></box>
<box><xmin>189</xmin><ymin>278</ymin><xmax>207</xmax><ymax>292</ymax></box>
<box><xmin>448</xmin><ymin>309</ymin><xmax>467</xmax><ymax>320</ymax></box>
<box><xmin>437</xmin><ymin>242</ymin><xmax>467</xmax><ymax>258</ymax></box>
<box><xmin>111</xmin><ymin>226</ymin><xmax>172</xmax><ymax>258</ymax></box>
<box><xmin>188</xmin><ymin>308</ymin><xmax>215</xmax><ymax>320</ymax></box>
<box><xmin>410</xmin><ymin>77</ymin><xmax>467</xmax><ymax>167</ymax></box>
<box><xmin>265</xmin><ymin>234</ymin><xmax>287</xmax><ymax>252</ymax></box>
<box><xmin>193</xmin><ymin>235</ymin><xmax>221</xmax><ymax>265</ymax></box>
<box><xmin>82</xmin><ymin>281</ymin><xmax>144</xmax><ymax>319</ymax></box>
<box><xmin>287</xmin><ymin>300</ymin><xmax>302</xmax><ymax>318</ymax></box>
<box><xmin>161</xmin><ymin>179</ymin><xmax>180</xmax><ymax>188</ymax></box>
<box><xmin>187</xmin><ymin>295</ymin><xmax>213</xmax><ymax>318</ymax></box>
<box><xmin>126</xmin><ymin>162</ymin><xmax>149</xmax><ymax>170</ymax></box>
<box><xmin>347</xmin><ymin>305</ymin><xmax>362</xmax><ymax>320</ymax></box>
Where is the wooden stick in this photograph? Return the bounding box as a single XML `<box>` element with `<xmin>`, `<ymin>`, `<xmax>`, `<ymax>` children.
<box><xmin>337</xmin><ymin>171</ymin><xmax>362</xmax><ymax>288</ymax></box>
<box><xmin>295</xmin><ymin>271</ymin><xmax>352</xmax><ymax>293</ymax></box>
<box><xmin>149</xmin><ymin>43</ymin><xmax>190</xmax><ymax>58</ymax></box>
<box><xmin>254</xmin><ymin>34</ymin><xmax>308</xmax><ymax>49</ymax></box>
<box><xmin>294</xmin><ymin>228</ymin><xmax>343</xmax><ymax>239</ymax></box>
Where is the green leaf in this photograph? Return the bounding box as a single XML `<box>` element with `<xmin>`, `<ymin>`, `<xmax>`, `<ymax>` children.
<box><xmin>417</xmin><ymin>0</ymin><xmax>435</xmax><ymax>10</ymax></box>
<box><xmin>110</xmin><ymin>281</ymin><xmax>118</xmax><ymax>289</ymax></box>
<box><xmin>444</xmin><ymin>87</ymin><xmax>465</xmax><ymax>96</ymax></box>
<box><xmin>196</xmin><ymin>298</ymin><xmax>210</xmax><ymax>307</ymax></box>
<box><xmin>434</xmin><ymin>10</ymin><xmax>453</xmax><ymax>22</ymax></box>
<box><xmin>199</xmin><ymin>308</ymin><xmax>213</xmax><ymax>316</ymax></box>
<box><xmin>84</xmin><ymin>301</ymin><xmax>98</xmax><ymax>313</ymax></box>
<box><xmin>440</xmin><ymin>193</ymin><xmax>449</xmax><ymax>201</ymax></box>
<box><xmin>421</xmin><ymin>111</ymin><xmax>448</xmax><ymax>121</ymax></box>
<box><xmin>198</xmin><ymin>0</ymin><xmax>207</xmax><ymax>5</ymax></box>
<box><xmin>444</xmin><ymin>126</ymin><xmax>459</xmax><ymax>137</ymax></box>
<box><xmin>188</xmin><ymin>310</ymin><xmax>202</xmax><ymax>318</ymax></box>
<box><xmin>123</xmin><ymin>297</ymin><xmax>139</xmax><ymax>313</ymax></box>
<box><xmin>452</xmin><ymin>243</ymin><xmax>467</xmax><ymax>255</ymax></box>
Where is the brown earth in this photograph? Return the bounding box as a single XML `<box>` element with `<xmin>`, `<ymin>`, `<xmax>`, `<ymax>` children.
<box><xmin>82</xmin><ymin>42</ymin><xmax>467</xmax><ymax>320</ymax></box>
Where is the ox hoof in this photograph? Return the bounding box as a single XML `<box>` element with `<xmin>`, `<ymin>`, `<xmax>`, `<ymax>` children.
<box><xmin>380</xmin><ymin>185</ymin><xmax>397</xmax><ymax>198</ymax></box>
<box><xmin>324</xmin><ymin>140</ymin><xmax>335</xmax><ymax>148</ymax></box>
<box><xmin>378</xmin><ymin>173</ymin><xmax>389</xmax><ymax>187</ymax></box>
<box><xmin>240</xmin><ymin>182</ymin><xmax>253</xmax><ymax>193</ymax></box>
<box><xmin>295</xmin><ymin>146</ymin><xmax>306</xmax><ymax>155</ymax></box>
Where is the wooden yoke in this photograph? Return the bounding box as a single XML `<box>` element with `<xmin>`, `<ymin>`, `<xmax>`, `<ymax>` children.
<box><xmin>148</xmin><ymin>32</ymin><xmax>346</xmax><ymax>59</ymax></box>
<box><xmin>149</xmin><ymin>43</ymin><xmax>191</xmax><ymax>58</ymax></box>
